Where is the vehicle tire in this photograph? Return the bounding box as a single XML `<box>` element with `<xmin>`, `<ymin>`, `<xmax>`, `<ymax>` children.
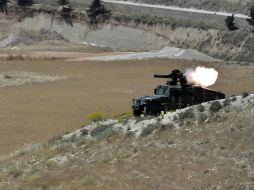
<box><xmin>133</xmin><ymin>110</ymin><xmax>141</xmax><ymax>117</ymax></box>
<box><xmin>144</xmin><ymin>102</ymin><xmax>162</xmax><ymax>116</ymax></box>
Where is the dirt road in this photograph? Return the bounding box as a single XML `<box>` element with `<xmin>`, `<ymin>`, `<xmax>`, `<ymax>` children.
<box><xmin>103</xmin><ymin>0</ymin><xmax>251</xmax><ymax>18</ymax></box>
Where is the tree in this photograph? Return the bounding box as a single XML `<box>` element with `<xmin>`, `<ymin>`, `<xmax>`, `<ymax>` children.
<box><xmin>87</xmin><ymin>0</ymin><xmax>111</xmax><ymax>26</ymax></box>
<box><xmin>247</xmin><ymin>5</ymin><xmax>254</xmax><ymax>27</ymax></box>
<box><xmin>17</xmin><ymin>0</ymin><xmax>34</xmax><ymax>7</ymax></box>
<box><xmin>57</xmin><ymin>0</ymin><xmax>69</xmax><ymax>6</ymax></box>
<box><xmin>0</xmin><ymin>0</ymin><xmax>8</xmax><ymax>14</ymax></box>
<box><xmin>250</xmin><ymin>5</ymin><xmax>254</xmax><ymax>20</ymax></box>
<box><xmin>225</xmin><ymin>14</ymin><xmax>238</xmax><ymax>31</ymax></box>
<box><xmin>57</xmin><ymin>0</ymin><xmax>73</xmax><ymax>27</ymax></box>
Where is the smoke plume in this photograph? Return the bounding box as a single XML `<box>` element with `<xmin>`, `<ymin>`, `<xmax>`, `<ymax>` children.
<box><xmin>184</xmin><ymin>66</ymin><xmax>218</xmax><ymax>87</ymax></box>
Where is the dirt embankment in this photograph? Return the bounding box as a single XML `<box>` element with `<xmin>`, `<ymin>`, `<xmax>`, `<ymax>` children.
<box><xmin>1</xmin><ymin>7</ymin><xmax>253</xmax><ymax>62</ymax></box>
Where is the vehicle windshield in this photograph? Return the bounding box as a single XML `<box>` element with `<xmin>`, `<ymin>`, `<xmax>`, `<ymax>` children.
<box><xmin>155</xmin><ymin>86</ymin><xmax>170</xmax><ymax>96</ymax></box>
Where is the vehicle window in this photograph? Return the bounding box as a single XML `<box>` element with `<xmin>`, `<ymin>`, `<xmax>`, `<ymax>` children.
<box><xmin>155</xmin><ymin>86</ymin><xmax>170</xmax><ymax>95</ymax></box>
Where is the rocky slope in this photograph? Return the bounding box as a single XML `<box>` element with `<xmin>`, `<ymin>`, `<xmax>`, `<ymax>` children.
<box><xmin>0</xmin><ymin>94</ymin><xmax>253</xmax><ymax>189</ymax></box>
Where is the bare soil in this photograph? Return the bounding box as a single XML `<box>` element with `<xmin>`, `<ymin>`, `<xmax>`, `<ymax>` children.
<box><xmin>0</xmin><ymin>55</ymin><xmax>254</xmax><ymax>155</ymax></box>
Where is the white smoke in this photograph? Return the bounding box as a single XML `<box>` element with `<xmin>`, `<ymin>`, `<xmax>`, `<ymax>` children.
<box><xmin>184</xmin><ymin>66</ymin><xmax>218</xmax><ymax>87</ymax></box>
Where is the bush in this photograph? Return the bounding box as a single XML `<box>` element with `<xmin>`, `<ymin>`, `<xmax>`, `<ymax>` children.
<box><xmin>197</xmin><ymin>104</ymin><xmax>205</xmax><ymax>112</ymax></box>
<box><xmin>225</xmin><ymin>14</ymin><xmax>238</xmax><ymax>31</ymax></box>
<box><xmin>46</xmin><ymin>159</ymin><xmax>56</xmax><ymax>169</ymax></box>
<box><xmin>91</xmin><ymin>125</ymin><xmax>117</xmax><ymax>139</ymax></box>
<box><xmin>112</xmin><ymin>111</ymin><xmax>132</xmax><ymax>122</ymax></box>
<box><xmin>160</xmin><ymin>123</ymin><xmax>174</xmax><ymax>130</ymax></box>
<box><xmin>209</xmin><ymin>101</ymin><xmax>222</xmax><ymax>113</ymax></box>
<box><xmin>140</xmin><ymin>123</ymin><xmax>159</xmax><ymax>137</ymax></box>
<box><xmin>57</xmin><ymin>0</ymin><xmax>69</xmax><ymax>6</ymax></box>
<box><xmin>80</xmin><ymin>128</ymin><xmax>89</xmax><ymax>136</ymax></box>
<box><xmin>87</xmin><ymin>0</ymin><xmax>111</xmax><ymax>26</ymax></box>
<box><xmin>223</xmin><ymin>98</ymin><xmax>231</xmax><ymax>107</ymax></box>
<box><xmin>231</xmin><ymin>95</ymin><xmax>237</xmax><ymax>102</ymax></box>
<box><xmin>250</xmin><ymin>5</ymin><xmax>254</xmax><ymax>20</ymax></box>
<box><xmin>90</xmin><ymin>124</ymin><xmax>108</xmax><ymax>136</ymax></box>
<box><xmin>178</xmin><ymin>108</ymin><xmax>195</xmax><ymax>122</ymax></box>
<box><xmin>242</xmin><ymin>92</ymin><xmax>249</xmax><ymax>98</ymax></box>
<box><xmin>198</xmin><ymin>113</ymin><xmax>208</xmax><ymax>123</ymax></box>
<box><xmin>87</xmin><ymin>112</ymin><xmax>106</xmax><ymax>122</ymax></box>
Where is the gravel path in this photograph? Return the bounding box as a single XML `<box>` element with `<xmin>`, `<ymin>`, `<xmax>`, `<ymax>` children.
<box><xmin>103</xmin><ymin>0</ymin><xmax>251</xmax><ymax>19</ymax></box>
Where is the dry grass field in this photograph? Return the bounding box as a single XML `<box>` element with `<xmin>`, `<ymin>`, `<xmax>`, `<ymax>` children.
<box><xmin>0</xmin><ymin>57</ymin><xmax>254</xmax><ymax>156</ymax></box>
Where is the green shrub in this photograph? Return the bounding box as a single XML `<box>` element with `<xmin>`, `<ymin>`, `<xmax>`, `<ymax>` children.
<box><xmin>197</xmin><ymin>104</ymin><xmax>205</xmax><ymax>112</ymax></box>
<box><xmin>209</xmin><ymin>101</ymin><xmax>222</xmax><ymax>113</ymax></box>
<box><xmin>91</xmin><ymin>125</ymin><xmax>117</xmax><ymax>139</ymax></box>
<box><xmin>46</xmin><ymin>159</ymin><xmax>56</xmax><ymax>169</ymax></box>
<box><xmin>80</xmin><ymin>128</ymin><xmax>89</xmax><ymax>136</ymax></box>
<box><xmin>250</xmin><ymin>5</ymin><xmax>254</xmax><ymax>20</ymax></box>
<box><xmin>242</xmin><ymin>92</ymin><xmax>249</xmax><ymax>98</ymax></box>
<box><xmin>223</xmin><ymin>98</ymin><xmax>231</xmax><ymax>107</ymax></box>
<box><xmin>225</xmin><ymin>14</ymin><xmax>238</xmax><ymax>31</ymax></box>
<box><xmin>231</xmin><ymin>95</ymin><xmax>237</xmax><ymax>102</ymax></box>
<box><xmin>57</xmin><ymin>0</ymin><xmax>69</xmax><ymax>6</ymax></box>
<box><xmin>90</xmin><ymin>124</ymin><xmax>108</xmax><ymax>137</ymax></box>
<box><xmin>87</xmin><ymin>112</ymin><xmax>106</xmax><ymax>122</ymax></box>
<box><xmin>112</xmin><ymin>111</ymin><xmax>133</xmax><ymax>122</ymax></box>
<box><xmin>87</xmin><ymin>0</ymin><xmax>111</xmax><ymax>26</ymax></box>
<box><xmin>178</xmin><ymin>108</ymin><xmax>195</xmax><ymax>122</ymax></box>
<box><xmin>140</xmin><ymin>123</ymin><xmax>159</xmax><ymax>137</ymax></box>
<box><xmin>198</xmin><ymin>113</ymin><xmax>208</xmax><ymax>123</ymax></box>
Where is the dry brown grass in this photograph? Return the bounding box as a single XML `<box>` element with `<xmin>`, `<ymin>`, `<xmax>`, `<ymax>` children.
<box><xmin>0</xmin><ymin>54</ymin><xmax>59</xmax><ymax>61</ymax></box>
<box><xmin>0</xmin><ymin>58</ymin><xmax>253</xmax><ymax>155</ymax></box>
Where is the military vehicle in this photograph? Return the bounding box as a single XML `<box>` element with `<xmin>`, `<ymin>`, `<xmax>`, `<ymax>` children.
<box><xmin>132</xmin><ymin>69</ymin><xmax>225</xmax><ymax>116</ymax></box>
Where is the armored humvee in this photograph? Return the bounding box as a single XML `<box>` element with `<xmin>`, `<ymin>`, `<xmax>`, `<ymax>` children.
<box><xmin>132</xmin><ymin>70</ymin><xmax>225</xmax><ymax>117</ymax></box>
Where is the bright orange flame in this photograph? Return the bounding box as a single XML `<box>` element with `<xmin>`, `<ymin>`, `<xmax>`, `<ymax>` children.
<box><xmin>184</xmin><ymin>67</ymin><xmax>218</xmax><ymax>87</ymax></box>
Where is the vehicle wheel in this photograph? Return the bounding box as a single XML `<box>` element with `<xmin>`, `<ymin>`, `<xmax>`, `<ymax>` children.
<box><xmin>144</xmin><ymin>102</ymin><xmax>162</xmax><ymax>116</ymax></box>
<box><xmin>133</xmin><ymin>110</ymin><xmax>141</xmax><ymax>117</ymax></box>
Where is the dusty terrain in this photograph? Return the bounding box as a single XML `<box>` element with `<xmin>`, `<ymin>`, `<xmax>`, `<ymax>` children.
<box><xmin>0</xmin><ymin>56</ymin><xmax>254</xmax><ymax>156</ymax></box>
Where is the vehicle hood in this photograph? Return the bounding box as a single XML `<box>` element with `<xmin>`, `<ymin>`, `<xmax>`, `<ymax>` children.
<box><xmin>134</xmin><ymin>95</ymin><xmax>167</xmax><ymax>103</ymax></box>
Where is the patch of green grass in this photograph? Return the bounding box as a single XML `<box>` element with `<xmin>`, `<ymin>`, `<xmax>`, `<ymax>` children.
<box><xmin>112</xmin><ymin>111</ymin><xmax>133</xmax><ymax>122</ymax></box>
<box><xmin>87</xmin><ymin>112</ymin><xmax>106</xmax><ymax>122</ymax></box>
<box><xmin>46</xmin><ymin>159</ymin><xmax>57</xmax><ymax>169</ymax></box>
<box><xmin>178</xmin><ymin>108</ymin><xmax>195</xmax><ymax>122</ymax></box>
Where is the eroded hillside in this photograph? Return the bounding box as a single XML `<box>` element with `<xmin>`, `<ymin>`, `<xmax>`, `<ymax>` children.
<box><xmin>0</xmin><ymin>0</ymin><xmax>254</xmax><ymax>62</ymax></box>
